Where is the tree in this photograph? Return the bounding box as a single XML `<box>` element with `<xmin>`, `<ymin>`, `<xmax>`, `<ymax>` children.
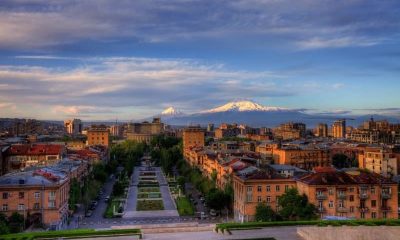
<box><xmin>206</xmin><ymin>188</ymin><xmax>230</xmax><ymax>212</ymax></box>
<box><xmin>332</xmin><ymin>153</ymin><xmax>356</xmax><ymax>169</ymax></box>
<box><xmin>112</xmin><ymin>180</ymin><xmax>125</xmax><ymax>197</ymax></box>
<box><xmin>0</xmin><ymin>213</ymin><xmax>9</xmax><ymax>234</ymax></box>
<box><xmin>8</xmin><ymin>212</ymin><xmax>24</xmax><ymax>233</ymax></box>
<box><xmin>278</xmin><ymin>188</ymin><xmax>317</xmax><ymax>221</ymax></box>
<box><xmin>255</xmin><ymin>203</ymin><xmax>277</xmax><ymax>222</ymax></box>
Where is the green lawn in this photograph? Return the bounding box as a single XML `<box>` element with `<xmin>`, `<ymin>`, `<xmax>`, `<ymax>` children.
<box><xmin>0</xmin><ymin>228</ymin><xmax>141</xmax><ymax>239</ymax></box>
<box><xmin>176</xmin><ymin>196</ymin><xmax>195</xmax><ymax>216</ymax></box>
<box><xmin>138</xmin><ymin>187</ymin><xmax>160</xmax><ymax>193</ymax></box>
<box><xmin>104</xmin><ymin>200</ymin><xmax>122</xmax><ymax>218</ymax></box>
<box><xmin>136</xmin><ymin>200</ymin><xmax>164</xmax><ymax>211</ymax></box>
<box><xmin>137</xmin><ymin>192</ymin><xmax>162</xmax><ymax>199</ymax></box>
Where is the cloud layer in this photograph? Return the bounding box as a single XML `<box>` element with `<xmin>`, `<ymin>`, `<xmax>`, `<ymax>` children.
<box><xmin>0</xmin><ymin>0</ymin><xmax>399</xmax><ymax>50</ymax></box>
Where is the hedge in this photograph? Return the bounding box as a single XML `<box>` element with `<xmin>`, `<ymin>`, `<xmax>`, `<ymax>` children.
<box><xmin>0</xmin><ymin>228</ymin><xmax>142</xmax><ymax>240</ymax></box>
<box><xmin>215</xmin><ymin>219</ymin><xmax>400</xmax><ymax>233</ymax></box>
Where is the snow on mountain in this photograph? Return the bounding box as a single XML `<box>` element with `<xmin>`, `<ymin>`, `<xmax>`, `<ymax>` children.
<box><xmin>161</xmin><ymin>107</ymin><xmax>183</xmax><ymax>116</ymax></box>
<box><xmin>202</xmin><ymin>100</ymin><xmax>287</xmax><ymax>113</ymax></box>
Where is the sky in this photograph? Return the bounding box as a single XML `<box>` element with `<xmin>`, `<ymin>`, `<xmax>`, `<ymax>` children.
<box><xmin>0</xmin><ymin>0</ymin><xmax>399</xmax><ymax>120</ymax></box>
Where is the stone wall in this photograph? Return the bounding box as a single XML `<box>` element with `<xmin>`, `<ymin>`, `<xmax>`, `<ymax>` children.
<box><xmin>298</xmin><ymin>226</ymin><xmax>400</xmax><ymax>240</ymax></box>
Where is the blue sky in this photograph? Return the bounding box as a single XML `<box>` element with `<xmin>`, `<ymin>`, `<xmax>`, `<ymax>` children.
<box><xmin>0</xmin><ymin>0</ymin><xmax>399</xmax><ymax>120</ymax></box>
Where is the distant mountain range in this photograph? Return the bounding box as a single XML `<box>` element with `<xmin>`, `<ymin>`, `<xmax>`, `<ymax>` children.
<box><xmin>154</xmin><ymin>100</ymin><xmax>400</xmax><ymax>128</ymax></box>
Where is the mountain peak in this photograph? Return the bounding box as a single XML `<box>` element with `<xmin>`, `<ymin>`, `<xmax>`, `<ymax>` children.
<box><xmin>161</xmin><ymin>107</ymin><xmax>182</xmax><ymax>116</ymax></box>
<box><xmin>203</xmin><ymin>100</ymin><xmax>286</xmax><ymax>113</ymax></box>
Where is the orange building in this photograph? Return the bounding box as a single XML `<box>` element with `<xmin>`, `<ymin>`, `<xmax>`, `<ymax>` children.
<box><xmin>4</xmin><ymin>144</ymin><xmax>65</xmax><ymax>173</ymax></box>
<box><xmin>233</xmin><ymin>168</ymin><xmax>296</xmax><ymax>222</ymax></box>
<box><xmin>86</xmin><ymin>125</ymin><xmax>110</xmax><ymax>146</ymax></box>
<box><xmin>297</xmin><ymin>167</ymin><xmax>398</xmax><ymax>220</ymax></box>
<box><xmin>0</xmin><ymin>169</ymin><xmax>70</xmax><ymax>230</ymax></box>
<box><xmin>271</xmin><ymin>147</ymin><xmax>331</xmax><ymax>171</ymax></box>
<box><xmin>182</xmin><ymin>126</ymin><xmax>205</xmax><ymax>150</ymax></box>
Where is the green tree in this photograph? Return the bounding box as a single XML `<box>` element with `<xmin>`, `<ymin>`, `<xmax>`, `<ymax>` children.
<box><xmin>278</xmin><ymin>188</ymin><xmax>317</xmax><ymax>221</ymax></box>
<box><xmin>8</xmin><ymin>212</ymin><xmax>24</xmax><ymax>233</ymax></box>
<box><xmin>0</xmin><ymin>213</ymin><xmax>9</xmax><ymax>234</ymax></box>
<box><xmin>206</xmin><ymin>188</ymin><xmax>230</xmax><ymax>212</ymax></box>
<box><xmin>112</xmin><ymin>180</ymin><xmax>125</xmax><ymax>197</ymax></box>
<box><xmin>332</xmin><ymin>153</ymin><xmax>356</xmax><ymax>169</ymax></box>
<box><xmin>255</xmin><ymin>203</ymin><xmax>277</xmax><ymax>222</ymax></box>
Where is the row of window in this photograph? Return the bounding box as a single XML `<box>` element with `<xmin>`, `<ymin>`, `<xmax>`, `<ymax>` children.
<box><xmin>250</xmin><ymin>185</ymin><xmax>291</xmax><ymax>193</ymax></box>
<box><xmin>320</xmin><ymin>199</ymin><xmax>378</xmax><ymax>209</ymax></box>
<box><xmin>1</xmin><ymin>201</ymin><xmax>56</xmax><ymax>211</ymax></box>
<box><xmin>2</xmin><ymin>191</ymin><xmax>55</xmax><ymax>200</ymax></box>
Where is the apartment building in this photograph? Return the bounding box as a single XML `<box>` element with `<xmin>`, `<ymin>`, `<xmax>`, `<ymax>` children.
<box><xmin>182</xmin><ymin>126</ymin><xmax>205</xmax><ymax>150</ymax></box>
<box><xmin>0</xmin><ymin>169</ymin><xmax>70</xmax><ymax>230</ymax></box>
<box><xmin>86</xmin><ymin>125</ymin><xmax>110</xmax><ymax>146</ymax></box>
<box><xmin>4</xmin><ymin>144</ymin><xmax>65</xmax><ymax>173</ymax></box>
<box><xmin>297</xmin><ymin>167</ymin><xmax>398</xmax><ymax>220</ymax></box>
<box><xmin>63</xmin><ymin>119</ymin><xmax>82</xmax><ymax>135</ymax></box>
<box><xmin>315</xmin><ymin>123</ymin><xmax>328</xmax><ymax>138</ymax></box>
<box><xmin>332</xmin><ymin>119</ymin><xmax>346</xmax><ymax>138</ymax></box>
<box><xmin>233</xmin><ymin>168</ymin><xmax>296</xmax><ymax>222</ymax></box>
<box><xmin>126</xmin><ymin>118</ymin><xmax>164</xmax><ymax>144</ymax></box>
<box><xmin>358</xmin><ymin>148</ymin><xmax>398</xmax><ymax>177</ymax></box>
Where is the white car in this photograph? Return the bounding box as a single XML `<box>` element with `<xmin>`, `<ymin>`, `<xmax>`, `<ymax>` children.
<box><xmin>209</xmin><ymin>209</ymin><xmax>217</xmax><ymax>216</ymax></box>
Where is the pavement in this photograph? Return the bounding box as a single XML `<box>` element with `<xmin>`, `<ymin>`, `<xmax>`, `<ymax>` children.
<box><xmin>74</xmin><ymin>226</ymin><xmax>301</xmax><ymax>240</ymax></box>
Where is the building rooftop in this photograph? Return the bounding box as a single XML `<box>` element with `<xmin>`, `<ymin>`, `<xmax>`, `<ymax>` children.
<box><xmin>0</xmin><ymin>168</ymin><xmax>68</xmax><ymax>187</ymax></box>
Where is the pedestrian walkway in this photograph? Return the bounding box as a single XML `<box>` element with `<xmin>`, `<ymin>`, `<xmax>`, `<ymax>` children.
<box><xmin>123</xmin><ymin>166</ymin><xmax>179</xmax><ymax>218</ymax></box>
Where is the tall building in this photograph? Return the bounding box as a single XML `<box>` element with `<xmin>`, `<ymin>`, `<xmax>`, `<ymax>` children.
<box><xmin>126</xmin><ymin>118</ymin><xmax>164</xmax><ymax>144</ymax></box>
<box><xmin>183</xmin><ymin>126</ymin><xmax>205</xmax><ymax>149</ymax></box>
<box><xmin>0</xmin><ymin>169</ymin><xmax>70</xmax><ymax>230</ymax></box>
<box><xmin>86</xmin><ymin>125</ymin><xmax>110</xmax><ymax>146</ymax></box>
<box><xmin>358</xmin><ymin>148</ymin><xmax>398</xmax><ymax>178</ymax></box>
<box><xmin>109</xmin><ymin>125</ymin><xmax>122</xmax><ymax>138</ymax></box>
<box><xmin>207</xmin><ymin>123</ymin><xmax>214</xmax><ymax>132</ymax></box>
<box><xmin>315</xmin><ymin>123</ymin><xmax>328</xmax><ymax>137</ymax></box>
<box><xmin>332</xmin><ymin>119</ymin><xmax>346</xmax><ymax>138</ymax></box>
<box><xmin>274</xmin><ymin>122</ymin><xmax>306</xmax><ymax>140</ymax></box>
<box><xmin>63</xmin><ymin>119</ymin><xmax>82</xmax><ymax>135</ymax></box>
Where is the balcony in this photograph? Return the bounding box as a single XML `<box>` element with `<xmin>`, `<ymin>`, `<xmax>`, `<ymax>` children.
<box><xmin>359</xmin><ymin>193</ymin><xmax>369</xmax><ymax>199</ymax></box>
<box><xmin>317</xmin><ymin>207</ymin><xmax>326</xmax><ymax>213</ymax></box>
<box><xmin>358</xmin><ymin>207</ymin><xmax>369</xmax><ymax>213</ymax></box>
<box><xmin>381</xmin><ymin>206</ymin><xmax>392</xmax><ymax>212</ymax></box>
<box><xmin>337</xmin><ymin>193</ymin><xmax>347</xmax><ymax>200</ymax></box>
<box><xmin>48</xmin><ymin>196</ymin><xmax>56</xmax><ymax>201</ymax></box>
<box><xmin>316</xmin><ymin>194</ymin><xmax>327</xmax><ymax>200</ymax></box>
<box><xmin>337</xmin><ymin>207</ymin><xmax>348</xmax><ymax>213</ymax></box>
<box><xmin>381</xmin><ymin>192</ymin><xmax>391</xmax><ymax>199</ymax></box>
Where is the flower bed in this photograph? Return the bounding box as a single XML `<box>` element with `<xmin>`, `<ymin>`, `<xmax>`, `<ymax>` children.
<box><xmin>137</xmin><ymin>192</ymin><xmax>162</xmax><ymax>199</ymax></box>
<box><xmin>136</xmin><ymin>200</ymin><xmax>164</xmax><ymax>211</ymax></box>
<box><xmin>139</xmin><ymin>187</ymin><xmax>160</xmax><ymax>193</ymax></box>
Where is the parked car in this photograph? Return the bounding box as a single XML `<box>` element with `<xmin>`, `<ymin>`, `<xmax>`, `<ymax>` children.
<box><xmin>85</xmin><ymin>210</ymin><xmax>93</xmax><ymax>217</ymax></box>
<box><xmin>104</xmin><ymin>196</ymin><xmax>110</xmax><ymax>203</ymax></box>
<box><xmin>91</xmin><ymin>201</ymin><xmax>98</xmax><ymax>207</ymax></box>
<box><xmin>209</xmin><ymin>209</ymin><xmax>217</xmax><ymax>217</ymax></box>
<box><xmin>200</xmin><ymin>197</ymin><xmax>205</xmax><ymax>203</ymax></box>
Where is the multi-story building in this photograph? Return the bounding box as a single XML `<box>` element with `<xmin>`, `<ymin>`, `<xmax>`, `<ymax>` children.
<box><xmin>297</xmin><ymin>167</ymin><xmax>398</xmax><ymax>220</ymax></box>
<box><xmin>4</xmin><ymin>144</ymin><xmax>65</xmax><ymax>173</ymax></box>
<box><xmin>315</xmin><ymin>123</ymin><xmax>328</xmax><ymax>138</ymax></box>
<box><xmin>274</xmin><ymin>122</ymin><xmax>306</xmax><ymax>140</ymax></box>
<box><xmin>0</xmin><ymin>169</ymin><xmax>70</xmax><ymax>230</ymax></box>
<box><xmin>271</xmin><ymin>146</ymin><xmax>331</xmax><ymax>171</ymax></box>
<box><xmin>86</xmin><ymin>125</ymin><xmax>110</xmax><ymax>146</ymax></box>
<box><xmin>183</xmin><ymin>126</ymin><xmax>205</xmax><ymax>150</ymax></box>
<box><xmin>332</xmin><ymin>119</ymin><xmax>346</xmax><ymax>138</ymax></box>
<box><xmin>214</xmin><ymin>123</ymin><xmax>241</xmax><ymax>139</ymax></box>
<box><xmin>126</xmin><ymin>118</ymin><xmax>164</xmax><ymax>143</ymax></box>
<box><xmin>63</xmin><ymin>119</ymin><xmax>82</xmax><ymax>135</ymax></box>
<box><xmin>358</xmin><ymin>148</ymin><xmax>398</xmax><ymax>177</ymax></box>
<box><xmin>109</xmin><ymin>124</ymin><xmax>123</xmax><ymax>138</ymax></box>
<box><xmin>233</xmin><ymin>168</ymin><xmax>296</xmax><ymax>222</ymax></box>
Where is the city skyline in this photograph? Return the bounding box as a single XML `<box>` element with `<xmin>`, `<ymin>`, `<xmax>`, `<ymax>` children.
<box><xmin>0</xmin><ymin>0</ymin><xmax>400</xmax><ymax>120</ymax></box>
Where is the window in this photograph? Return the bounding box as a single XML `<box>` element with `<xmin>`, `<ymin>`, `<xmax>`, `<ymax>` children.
<box><xmin>247</xmin><ymin>186</ymin><xmax>253</xmax><ymax>192</ymax></box>
<box><xmin>257</xmin><ymin>196</ymin><xmax>262</xmax><ymax>202</ymax></box>
<box><xmin>2</xmin><ymin>192</ymin><xmax>8</xmax><ymax>199</ymax></box>
<box><xmin>371</xmin><ymin>200</ymin><xmax>376</xmax><ymax>208</ymax></box>
<box><xmin>2</xmin><ymin>204</ymin><xmax>8</xmax><ymax>211</ymax></box>
<box><xmin>257</xmin><ymin>186</ymin><xmax>262</xmax><ymax>192</ymax></box>
<box><xmin>383</xmin><ymin>212</ymin><xmax>387</xmax><ymax>219</ymax></box>
<box><xmin>49</xmin><ymin>191</ymin><xmax>56</xmax><ymax>200</ymax></box>
<box><xmin>349</xmin><ymin>187</ymin><xmax>354</xmax><ymax>192</ymax></box>
<box><xmin>370</xmin><ymin>187</ymin><xmax>375</xmax><ymax>194</ymax></box>
<box><xmin>328</xmin><ymin>201</ymin><xmax>334</xmax><ymax>208</ymax></box>
<box><xmin>338</xmin><ymin>200</ymin><xmax>344</xmax><ymax>208</ymax></box>
<box><xmin>34</xmin><ymin>203</ymin><xmax>40</xmax><ymax>209</ymax></box>
<box><xmin>371</xmin><ymin>212</ymin><xmax>377</xmax><ymax>219</ymax></box>
<box><xmin>361</xmin><ymin>212</ymin><xmax>365</xmax><ymax>219</ymax></box>
<box><xmin>266</xmin><ymin>185</ymin><xmax>270</xmax><ymax>192</ymax></box>
<box><xmin>34</xmin><ymin>192</ymin><xmax>40</xmax><ymax>199</ymax></box>
<box><xmin>350</xmin><ymin>206</ymin><xmax>354</xmax><ymax>213</ymax></box>
<box><xmin>266</xmin><ymin>196</ymin><xmax>271</xmax><ymax>203</ymax></box>
<box><xmin>276</xmin><ymin>185</ymin><xmax>280</xmax><ymax>192</ymax></box>
<box><xmin>19</xmin><ymin>192</ymin><xmax>24</xmax><ymax>199</ymax></box>
<box><xmin>328</xmin><ymin>188</ymin><xmax>333</xmax><ymax>195</ymax></box>
<box><xmin>48</xmin><ymin>201</ymin><xmax>56</xmax><ymax>208</ymax></box>
<box><xmin>18</xmin><ymin>204</ymin><xmax>25</xmax><ymax>211</ymax></box>
<box><xmin>349</xmin><ymin>195</ymin><xmax>354</xmax><ymax>202</ymax></box>
<box><xmin>285</xmin><ymin>185</ymin><xmax>289</xmax><ymax>191</ymax></box>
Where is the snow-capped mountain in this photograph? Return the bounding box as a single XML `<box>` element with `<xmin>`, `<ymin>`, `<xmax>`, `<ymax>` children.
<box><xmin>161</xmin><ymin>107</ymin><xmax>183</xmax><ymax>116</ymax></box>
<box><xmin>202</xmin><ymin>100</ymin><xmax>286</xmax><ymax>113</ymax></box>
